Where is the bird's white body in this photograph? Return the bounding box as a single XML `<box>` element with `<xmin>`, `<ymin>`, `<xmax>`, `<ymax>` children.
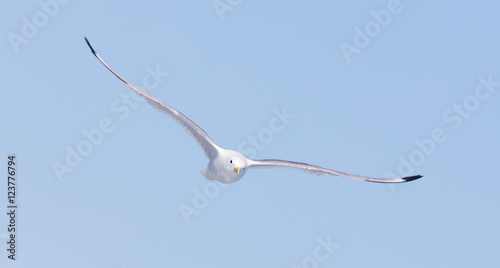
<box><xmin>84</xmin><ymin>37</ymin><xmax>422</xmax><ymax>184</ymax></box>
<box><xmin>200</xmin><ymin>149</ymin><xmax>248</xmax><ymax>183</ymax></box>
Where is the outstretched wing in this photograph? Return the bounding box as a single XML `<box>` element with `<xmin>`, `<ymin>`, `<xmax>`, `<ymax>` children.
<box><xmin>84</xmin><ymin>37</ymin><xmax>221</xmax><ymax>159</ymax></box>
<box><xmin>247</xmin><ymin>159</ymin><xmax>422</xmax><ymax>183</ymax></box>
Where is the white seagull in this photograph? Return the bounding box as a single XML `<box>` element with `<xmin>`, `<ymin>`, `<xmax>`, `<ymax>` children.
<box><xmin>84</xmin><ymin>37</ymin><xmax>422</xmax><ymax>184</ymax></box>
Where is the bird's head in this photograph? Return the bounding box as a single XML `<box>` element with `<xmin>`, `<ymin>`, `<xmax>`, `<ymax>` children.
<box><xmin>227</xmin><ymin>154</ymin><xmax>247</xmax><ymax>175</ymax></box>
<box><xmin>220</xmin><ymin>150</ymin><xmax>248</xmax><ymax>183</ymax></box>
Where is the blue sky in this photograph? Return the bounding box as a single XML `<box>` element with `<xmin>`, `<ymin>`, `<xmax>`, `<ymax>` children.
<box><xmin>2</xmin><ymin>0</ymin><xmax>500</xmax><ymax>267</ymax></box>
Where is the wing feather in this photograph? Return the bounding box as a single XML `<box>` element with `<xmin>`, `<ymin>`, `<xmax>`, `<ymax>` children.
<box><xmin>248</xmin><ymin>159</ymin><xmax>422</xmax><ymax>183</ymax></box>
<box><xmin>84</xmin><ymin>37</ymin><xmax>220</xmax><ymax>159</ymax></box>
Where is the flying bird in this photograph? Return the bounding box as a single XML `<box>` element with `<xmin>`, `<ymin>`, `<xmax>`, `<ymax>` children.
<box><xmin>84</xmin><ymin>37</ymin><xmax>422</xmax><ymax>184</ymax></box>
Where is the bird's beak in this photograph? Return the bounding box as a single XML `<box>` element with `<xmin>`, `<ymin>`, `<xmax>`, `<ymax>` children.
<box><xmin>234</xmin><ymin>167</ymin><xmax>240</xmax><ymax>174</ymax></box>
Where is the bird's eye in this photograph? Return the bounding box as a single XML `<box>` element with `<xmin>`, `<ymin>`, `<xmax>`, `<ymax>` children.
<box><xmin>229</xmin><ymin>160</ymin><xmax>233</xmax><ymax>164</ymax></box>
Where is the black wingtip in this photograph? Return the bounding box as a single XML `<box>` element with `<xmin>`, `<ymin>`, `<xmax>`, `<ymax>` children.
<box><xmin>402</xmin><ymin>175</ymin><xmax>423</xmax><ymax>182</ymax></box>
<box><xmin>84</xmin><ymin>37</ymin><xmax>96</xmax><ymax>55</ymax></box>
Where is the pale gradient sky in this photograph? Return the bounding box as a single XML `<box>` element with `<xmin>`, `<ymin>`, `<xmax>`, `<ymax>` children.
<box><xmin>1</xmin><ymin>0</ymin><xmax>500</xmax><ymax>267</ymax></box>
